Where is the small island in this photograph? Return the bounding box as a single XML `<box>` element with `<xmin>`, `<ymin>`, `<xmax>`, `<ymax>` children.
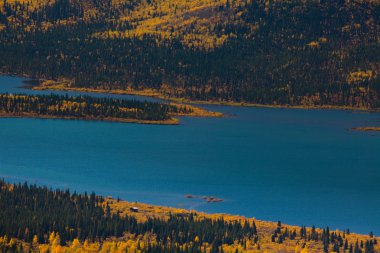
<box><xmin>352</xmin><ymin>127</ymin><xmax>380</xmax><ymax>132</ymax></box>
<box><xmin>0</xmin><ymin>93</ymin><xmax>221</xmax><ymax>125</ymax></box>
<box><xmin>185</xmin><ymin>194</ymin><xmax>224</xmax><ymax>203</ymax></box>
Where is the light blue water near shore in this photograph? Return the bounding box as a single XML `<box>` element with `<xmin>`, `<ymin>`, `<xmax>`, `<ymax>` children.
<box><xmin>0</xmin><ymin>76</ymin><xmax>380</xmax><ymax>234</ymax></box>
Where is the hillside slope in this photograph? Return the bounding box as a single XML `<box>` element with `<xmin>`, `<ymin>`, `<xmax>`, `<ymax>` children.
<box><xmin>0</xmin><ymin>181</ymin><xmax>379</xmax><ymax>253</ymax></box>
<box><xmin>0</xmin><ymin>0</ymin><xmax>379</xmax><ymax>108</ymax></box>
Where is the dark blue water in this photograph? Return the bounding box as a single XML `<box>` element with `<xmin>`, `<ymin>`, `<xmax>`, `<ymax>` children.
<box><xmin>1</xmin><ymin>76</ymin><xmax>379</xmax><ymax>234</ymax></box>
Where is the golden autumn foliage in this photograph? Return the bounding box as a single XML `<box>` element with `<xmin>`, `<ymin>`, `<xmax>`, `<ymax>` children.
<box><xmin>104</xmin><ymin>0</ymin><xmax>247</xmax><ymax>49</ymax></box>
<box><xmin>1</xmin><ymin>0</ymin><xmax>379</xmax><ymax>110</ymax></box>
<box><xmin>0</xmin><ymin>194</ymin><xmax>379</xmax><ymax>253</ymax></box>
<box><xmin>101</xmin><ymin>198</ymin><xmax>379</xmax><ymax>253</ymax></box>
<box><xmin>306</xmin><ymin>41</ymin><xmax>319</xmax><ymax>48</ymax></box>
<box><xmin>0</xmin><ymin>92</ymin><xmax>222</xmax><ymax>125</ymax></box>
<box><xmin>347</xmin><ymin>70</ymin><xmax>377</xmax><ymax>84</ymax></box>
<box><xmin>0</xmin><ymin>220</ymin><xmax>378</xmax><ymax>252</ymax></box>
<box><xmin>33</xmin><ymin>79</ymin><xmax>223</xmax><ymax>118</ymax></box>
<box><xmin>1</xmin><ymin>0</ymin><xmax>259</xmax><ymax>49</ymax></box>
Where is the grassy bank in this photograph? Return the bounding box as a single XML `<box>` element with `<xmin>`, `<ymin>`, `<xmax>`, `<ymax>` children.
<box><xmin>104</xmin><ymin>198</ymin><xmax>379</xmax><ymax>253</ymax></box>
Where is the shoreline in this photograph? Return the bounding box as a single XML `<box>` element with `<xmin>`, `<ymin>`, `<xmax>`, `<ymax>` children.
<box><xmin>1</xmin><ymin>179</ymin><xmax>378</xmax><ymax>252</ymax></box>
<box><xmin>0</xmin><ymin>73</ymin><xmax>377</xmax><ymax>113</ymax></box>
<box><xmin>31</xmin><ymin>79</ymin><xmax>380</xmax><ymax>113</ymax></box>
<box><xmin>1</xmin><ymin>177</ymin><xmax>377</xmax><ymax>238</ymax></box>
<box><xmin>107</xmin><ymin>196</ymin><xmax>378</xmax><ymax>241</ymax></box>
<box><xmin>0</xmin><ymin>113</ymin><xmax>180</xmax><ymax>125</ymax></box>
<box><xmin>174</xmin><ymin>98</ymin><xmax>380</xmax><ymax>112</ymax></box>
<box><xmin>0</xmin><ymin>74</ymin><xmax>224</xmax><ymax>123</ymax></box>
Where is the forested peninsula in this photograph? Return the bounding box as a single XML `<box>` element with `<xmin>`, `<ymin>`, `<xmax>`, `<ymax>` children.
<box><xmin>0</xmin><ymin>180</ymin><xmax>378</xmax><ymax>253</ymax></box>
<box><xmin>0</xmin><ymin>0</ymin><xmax>379</xmax><ymax>109</ymax></box>
<box><xmin>0</xmin><ymin>94</ymin><xmax>221</xmax><ymax>124</ymax></box>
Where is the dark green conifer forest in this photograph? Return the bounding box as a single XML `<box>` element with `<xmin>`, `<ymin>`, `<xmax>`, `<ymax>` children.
<box><xmin>0</xmin><ymin>0</ymin><xmax>379</xmax><ymax>108</ymax></box>
<box><xmin>0</xmin><ymin>93</ymin><xmax>193</xmax><ymax>121</ymax></box>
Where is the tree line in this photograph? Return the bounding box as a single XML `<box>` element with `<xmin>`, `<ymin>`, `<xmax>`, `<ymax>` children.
<box><xmin>272</xmin><ymin>222</ymin><xmax>377</xmax><ymax>253</ymax></box>
<box><xmin>0</xmin><ymin>180</ymin><xmax>257</xmax><ymax>252</ymax></box>
<box><xmin>0</xmin><ymin>0</ymin><xmax>379</xmax><ymax>108</ymax></box>
<box><xmin>0</xmin><ymin>93</ymin><xmax>193</xmax><ymax>121</ymax></box>
<box><xmin>0</xmin><ymin>180</ymin><xmax>378</xmax><ymax>252</ymax></box>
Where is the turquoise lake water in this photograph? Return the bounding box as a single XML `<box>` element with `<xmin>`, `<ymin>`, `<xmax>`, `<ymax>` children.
<box><xmin>0</xmin><ymin>76</ymin><xmax>379</xmax><ymax>234</ymax></box>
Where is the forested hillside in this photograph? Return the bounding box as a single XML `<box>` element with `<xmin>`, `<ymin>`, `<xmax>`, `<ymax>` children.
<box><xmin>0</xmin><ymin>180</ymin><xmax>258</xmax><ymax>252</ymax></box>
<box><xmin>0</xmin><ymin>180</ymin><xmax>378</xmax><ymax>253</ymax></box>
<box><xmin>0</xmin><ymin>0</ymin><xmax>379</xmax><ymax>108</ymax></box>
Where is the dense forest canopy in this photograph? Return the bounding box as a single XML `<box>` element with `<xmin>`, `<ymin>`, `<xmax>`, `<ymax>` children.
<box><xmin>0</xmin><ymin>180</ymin><xmax>378</xmax><ymax>253</ymax></box>
<box><xmin>0</xmin><ymin>93</ymin><xmax>193</xmax><ymax>122</ymax></box>
<box><xmin>0</xmin><ymin>180</ymin><xmax>258</xmax><ymax>252</ymax></box>
<box><xmin>0</xmin><ymin>0</ymin><xmax>379</xmax><ymax>108</ymax></box>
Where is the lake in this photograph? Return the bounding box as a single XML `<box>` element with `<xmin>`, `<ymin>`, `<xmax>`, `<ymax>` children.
<box><xmin>0</xmin><ymin>76</ymin><xmax>379</xmax><ymax>234</ymax></box>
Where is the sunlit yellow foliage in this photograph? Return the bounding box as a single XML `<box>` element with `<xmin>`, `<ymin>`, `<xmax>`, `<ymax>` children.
<box><xmin>0</xmin><ymin>0</ymin><xmax>55</xmax><ymax>12</ymax></box>
<box><xmin>318</xmin><ymin>37</ymin><xmax>328</xmax><ymax>43</ymax></box>
<box><xmin>69</xmin><ymin>239</ymin><xmax>81</xmax><ymax>252</ymax></box>
<box><xmin>32</xmin><ymin>79</ymin><xmax>223</xmax><ymax>119</ymax></box>
<box><xmin>307</xmin><ymin>41</ymin><xmax>319</xmax><ymax>48</ymax></box>
<box><xmin>91</xmin><ymin>0</ymin><xmax>250</xmax><ymax>49</ymax></box>
<box><xmin>0</xmin><ymin>214</ymin><xmax>379</xmax><ymax>253</ymax></box>
<box><xmin>102</xmin><ymin>197</ymin><xmax>380</xmax><ymax>253</ymax></box>
<box><xmin>347</xmin><ymin>70</ymin><xmax>377</xmax><ymax>84</ymax></box>
<box><xmin>3</xmin><ymin>0</ymin><xmax>251</xmax><ymax>48</ymax></box>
